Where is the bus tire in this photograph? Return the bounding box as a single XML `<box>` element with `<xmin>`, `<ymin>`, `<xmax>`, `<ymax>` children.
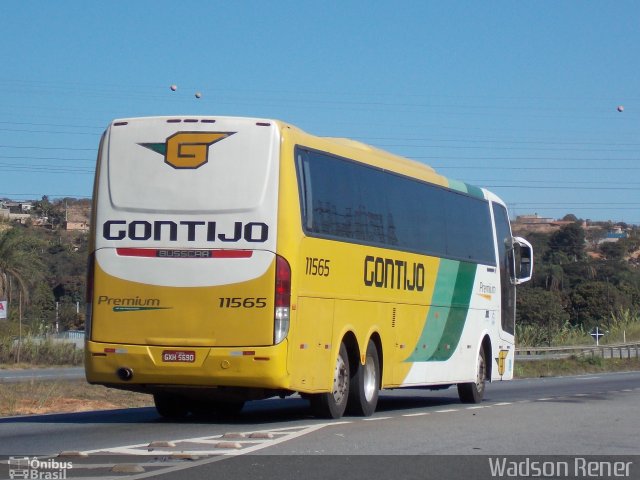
<box><xmin>153</xmin><ymin>393</ymin><xmax>189</xmax><ymax>419</ymax></box>
<box><xmin>347</xmin><ymin>339</ymin><xmax>380</xmax><ymax>416</ymax></box>
<box><xmin>457</xmin><ymin>348</ymin><xmax>487</xmax><ymax>404</ymax></box>
<box><xmin>310</xmin><ymin>342</ymin><xmax>350</xmax><ymax>419</ymax></box>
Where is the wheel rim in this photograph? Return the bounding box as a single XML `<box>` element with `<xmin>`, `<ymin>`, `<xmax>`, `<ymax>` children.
<box><xmin>332</xmin><ymin>352</ymin><xmax>349</xmax><ymax>405</ymax></box>
<box><xmin>363</xmin><ymin>354</ymin><xmax>377</xmax><ymax>402</ymax></box>
<box><xmin>476</xmin><ymin>353</ymin><xmax>486</xmax><ymax>394</ymax></box>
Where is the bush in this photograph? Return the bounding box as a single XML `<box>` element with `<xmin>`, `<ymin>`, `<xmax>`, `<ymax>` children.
<box><xmin>0</xmin><ymin>336</ymin><xmax>83</xmax><ymax>366</ymax></box>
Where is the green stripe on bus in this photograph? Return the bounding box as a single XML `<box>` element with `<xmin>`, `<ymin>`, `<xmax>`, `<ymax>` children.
<box><xmin>447</xmin><ymin>180</ymin><xmax>484</xmax><ymax>199</ymax></box>
<box><xmin>464</xmin><ymin>183</ymin><xmax>484</xmax><ymax>199</ymax></box>
<box><xmin>406</xmin><ymin>260</ymin><xmax>477</xmax><ymax>362</ymax></box>
<box><xmin>428</xmin><ymin>261</ymin><xmax>477</xmax><ymax>360</ymax></box>
<box><xmin>447</xmin><ymin>179</ymin><xmax>468</xmax><ymax>193</ymax></box>
<box><xmin>406</xmin><ymin>259</ymin><xmax>459</xmax><ymax>361</ymax></box>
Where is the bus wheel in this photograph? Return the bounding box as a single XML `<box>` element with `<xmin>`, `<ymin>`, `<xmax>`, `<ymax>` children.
<box><xmin>153</xmin><ymin>393</ymin><xmax>189</xmax><ymax>419</ymax></box>
<box><xmin>457</xmin><ymin>348</ymin><xmax>487</xmax><ymax>404</ymax></box>
<box><xmin>347</xmin><ymin>339</ymin><xmax>380</xmax><ymax>416</ymax></box>
<box><xmin>310</xmin><ymin>342</ymin><xmax>350</xmax><ymax>419</ymax></box>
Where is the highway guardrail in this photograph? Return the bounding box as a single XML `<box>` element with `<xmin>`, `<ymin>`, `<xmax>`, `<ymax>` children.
<box><xmin>515</xmin><ymin>342</ymin><xmax>640</xmax><ymax>360</ymax></box>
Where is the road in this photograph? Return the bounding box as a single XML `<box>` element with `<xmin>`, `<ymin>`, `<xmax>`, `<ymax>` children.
<box><xmin>0</xmin><ymin>367</ymin><xmax>84</xmax><ymax>383</ymax></box>
<box><xmin>1</xmin><ymin>371</ymin><xmax>639</xmax><ymax>479</ymax></box>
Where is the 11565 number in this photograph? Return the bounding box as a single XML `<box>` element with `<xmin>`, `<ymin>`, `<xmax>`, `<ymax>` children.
<box><xmin>305</xmin><ymin>257</ymin><xmax>330</xmax><ymax>277</ymax></box>
<box><xmin>219</xmin><ymin>297</ymin><xmax>267</xmax><ymax>308</ymax></box>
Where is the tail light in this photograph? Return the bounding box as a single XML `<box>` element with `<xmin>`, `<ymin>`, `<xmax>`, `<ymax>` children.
<box><xmin>274</xmin><ymin>255</ymin><xmax>291</xmax><ymax>344</ymax></box>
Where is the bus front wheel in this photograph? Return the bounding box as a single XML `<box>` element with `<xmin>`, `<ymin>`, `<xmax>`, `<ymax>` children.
<box><xmin>347</xmin><ymin>339</ymin><xmax>380</xmax><ymax>416</ymax></box>
<box><xmin>310</xmin><ymin>342</ymin><xmax>350</xmax><ymax>419</ymax></box>
<box><xmin>457</xmin><ymin>348</ymin><xmax>487</xmax><ymax>404</ymax></box>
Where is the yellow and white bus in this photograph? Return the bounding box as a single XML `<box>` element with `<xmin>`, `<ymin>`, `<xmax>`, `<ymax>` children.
<box><xmin>85</xmin><ymin>116</ymin><xmax>533</xmax><ymax>419</ymax></box>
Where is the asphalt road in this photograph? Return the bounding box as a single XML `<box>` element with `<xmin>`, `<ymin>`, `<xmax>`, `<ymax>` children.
<box><xmin>0</xmin><ymin>367</ymin><xmax>84</xmax><ymax>383</ymax></box>
<box><xmin>1</xmin><ymin>371</ymin><xmax>639</xmax><ymax>479</ymax></box>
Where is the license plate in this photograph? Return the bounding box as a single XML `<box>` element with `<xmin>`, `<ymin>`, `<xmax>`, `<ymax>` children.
<box><xmin>162</xmin><ymin>350</ymin><xmax>196</xmax><ymax>363</ymax></box>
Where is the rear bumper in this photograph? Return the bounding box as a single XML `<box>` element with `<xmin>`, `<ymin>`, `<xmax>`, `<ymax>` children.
<box><xmin>85</xmin><ymin>340</ymin><xmax>290</xmax><ymax>390</ymax></box>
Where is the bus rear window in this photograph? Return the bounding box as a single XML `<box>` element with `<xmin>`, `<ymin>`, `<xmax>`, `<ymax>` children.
<box><xmin>106</xmin><ymin>121</ymin><xmax>277</xmax><ymax>213</ymax></box>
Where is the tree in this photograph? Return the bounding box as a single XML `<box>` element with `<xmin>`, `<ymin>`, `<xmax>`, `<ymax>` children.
<box><xmin>569</xmin><ymin>281</ymin><xmax>630</xmax><ymax>330</ymax></box>
<box><xmin>516</xmin><ymin>287</ymin><xmax>570</xmax><ymax>346</ymax></box>
<box><xmin>546</xmin><ymin>223</ymin><xmax>586</xmax><ymax>262</ymax></box>
<box><xmin>599</xmin><ymin>241</ymin><xmax>625</xmax><ymax>261</ymax></box>
<box><xmin>0</xmin><ymin>227</ymin><xmax>46</xmax><ymax>318</ymax></box>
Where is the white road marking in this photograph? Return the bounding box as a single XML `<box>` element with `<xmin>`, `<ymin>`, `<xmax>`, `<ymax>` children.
<box><xmin>57</xmin><ymin>422</ymin><xmax>345</xmax><ymax>479</ymax></box>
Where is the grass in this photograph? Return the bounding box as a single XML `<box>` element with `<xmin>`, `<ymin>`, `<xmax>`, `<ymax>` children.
<box><xmin>514</xmin><ymin>356</ymin><xmax>640</xmax><ymax>378</ymax></box>
<box><xmin>0</xmin><ymin>379</ymin><xmax>153</xmax><ymax>417</ymax></box>
<box><xmin>0</xmin><ymin>337</ymin><xmax>83</xmax><ymax>366</ymax></box>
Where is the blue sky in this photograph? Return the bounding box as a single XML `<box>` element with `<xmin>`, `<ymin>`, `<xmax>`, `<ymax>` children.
<box><xmin>2</xmin><ymin>1</ymin><xmax>639</xmax><ymax>223</ymax></box>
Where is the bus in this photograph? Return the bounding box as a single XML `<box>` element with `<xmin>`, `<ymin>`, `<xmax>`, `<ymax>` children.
<box><xmin>85</xmin><ymin>116</ymin><xmax>533</xmax><ymax>419</ymax></box>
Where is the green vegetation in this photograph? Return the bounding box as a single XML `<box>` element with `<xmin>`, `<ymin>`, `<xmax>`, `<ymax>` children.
<box><xmin>514</xmin><ymin>356</ymin><xmax>640</xmax><ymax>379</ymax></box>
<box><xmin>516</xmin><ymin>220</ymin><xmax>640</xmax><ymax>347</ymax></box>
<box><xmin>1</xmin><ymin>200</ymin><xmax>88</xmax><ymax>334</ymax></box>
<box><xmin>0</xmin><ymin>336</ymin><xmax>83</xmax><ymax>366</ymax></box>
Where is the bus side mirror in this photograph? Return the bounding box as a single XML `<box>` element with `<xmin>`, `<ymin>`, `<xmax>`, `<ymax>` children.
<box><xmin>513</xmin><ymin>236</ymin><xmax>533</xmax><ymax>285</ymax></box>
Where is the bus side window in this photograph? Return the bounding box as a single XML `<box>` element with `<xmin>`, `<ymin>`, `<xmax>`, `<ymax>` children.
<box><xmin>296</xmin><ymin>151</ymin><xmax>314</xmax><ymax>231</ymax></box>
<box><xmin>492</xmin><ymin>203</ymin><xmax>516</xmax><ymax>335</ymax></box>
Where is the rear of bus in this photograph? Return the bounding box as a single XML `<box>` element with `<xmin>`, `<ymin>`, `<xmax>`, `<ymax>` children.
<box><xmin>85</xmin><ymin>116</ymin><xmax>290</xmax><ymax>410</ymax></box>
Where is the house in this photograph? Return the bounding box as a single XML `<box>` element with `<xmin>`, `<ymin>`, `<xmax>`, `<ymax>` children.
<box><xmin>64</xmin><ymin>205</ymin><xmax>90</xmax><ymax>232</ymax></box>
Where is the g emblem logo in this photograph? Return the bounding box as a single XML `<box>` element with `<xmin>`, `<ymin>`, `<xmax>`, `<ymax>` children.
<box><xmin>140</xmin><ymin>132</ymin><xmax>235</xmax><ymax>169</ymax></box>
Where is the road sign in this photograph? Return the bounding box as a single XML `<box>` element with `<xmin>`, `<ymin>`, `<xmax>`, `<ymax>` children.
<box><xmin>590</xmin><ymin>326</ymin><xmax>605</xmax><ymax>346</ymax></box>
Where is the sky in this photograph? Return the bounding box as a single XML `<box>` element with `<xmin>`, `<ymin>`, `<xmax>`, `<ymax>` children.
<box><xmin>1</xmin><ymin>1</ymin><xmax>639</xmax><ymax>223</ymax></box>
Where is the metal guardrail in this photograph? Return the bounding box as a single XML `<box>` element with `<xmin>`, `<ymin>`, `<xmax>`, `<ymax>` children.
<box><xmin>11</xmin><ymin>331</ymin><xmax>85</xmax><ymax>349</ymax></box>
<box><xmin>515</xmin><ymin>342</ymin><xmax>640</xmax><ymax>360</ymax></box>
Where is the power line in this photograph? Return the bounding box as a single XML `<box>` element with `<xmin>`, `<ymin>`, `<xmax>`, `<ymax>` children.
<box><xmin>485</xmin><ymin>185</ymin><xmax>639</xmax><ymax>190</ymax></box>
<box><xmin>0</xmin><ymin>120</ymin><xmax>103</xmax><ymax>130</ymax></box>
<box><xmin>362</xmin><ymin>136</ymin><xmax>640</xmax><ymax>148</ymax></box>
<box><xmin>470</xmin><ymin>179</ymin><xmax>640</xmax><ymax>186</ymax></box>
<box><xmin>512</xmin><ymin>202</ymin><xmax>640</xmax><ymax>205</ymax></box>
<box><xmin>387</xmin><ymin>143</ymin><xmax>639</xmax><ymax>153</ymax></box>
<box><xmin>0</xmin><ymin>127</ymin><xmax>101</xmax><ymax>136</ymax></box>
<box><xmin>0</xmin><ymin>144</ymin><xmax>96</xmax><ymax>151</ymax></box>
<box><xmin>0</xmin><ymin>193</ymin><xmax>92</xmax><ymax>198</ymax></box>
<box><xmin>0</xmin><ymin>155</ymin><xmax>92</xmax><ymax>162</ymax></box>
<box><xmin>434</xmin><ymin>165</ymin><xmax>640</xmax><ymax>171</ymax></box>
<box><xmin>414</xmin><ymin>156</ymin><xmax>640</xmax><ymax>162</ymax></box>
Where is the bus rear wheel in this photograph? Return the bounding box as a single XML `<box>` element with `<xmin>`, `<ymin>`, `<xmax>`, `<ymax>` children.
<box><xmin>153</xmin><ymin>393</ymin><xmax>189</xmax><ymax>419</ymax></box>
<box><xmin>347</xmin><ymin>339</ymin><xmax>380</xmax><ymax>416</ymax></box>
<box><xmin>457</xmin><ymin>348</ymin><xmax>486</xmax><ymax>404</ymax></box>
<box><xmin>310</xmin><ymin>342</ymin><xmax>350</xmax><ymax>419</ymax></box>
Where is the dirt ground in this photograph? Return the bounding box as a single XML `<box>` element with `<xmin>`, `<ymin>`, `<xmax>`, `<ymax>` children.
<box><xmin>0</xmin><ymin>379</ymin><xmax>153</xmax><ymax>417</ymax></box>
